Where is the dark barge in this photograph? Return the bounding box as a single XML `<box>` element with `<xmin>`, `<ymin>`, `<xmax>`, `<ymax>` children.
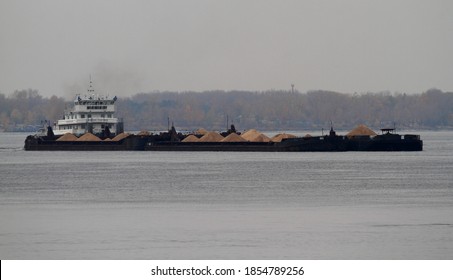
<box><xmin>144</xmin><ymin>128</ymin><xmax>422</xmax><ymax>152</ymax></box>
<box><xmin>24</xmin><ymin>126</ymin><xmax>423</xmax><ymax>152</ymax></box>
<box><xmin>24</xmin><ymin>134</ymin><xmax>147</xmax><ymax>151</ymax></box>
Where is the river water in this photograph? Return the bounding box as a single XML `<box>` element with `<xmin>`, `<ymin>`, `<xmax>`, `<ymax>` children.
<box><xmin>0</xmin><ymin>131</ymin><xmax>452</xmax><ymax>259</ymax></box>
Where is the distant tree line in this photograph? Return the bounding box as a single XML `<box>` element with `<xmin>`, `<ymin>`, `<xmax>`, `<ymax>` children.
<box><xmin>117</xmin><ymin>88</ymin><xmax>453</xmax><ymax>131</ymax></box>
<box><xmin>1</xmin><ymin>88</ymin><xmax>452</xmax><ymax>132</ymax></box>
<box><xmin>0</xmin><ymin>89</ymin><xmax>65</xmax><ymax>132</ymax></box>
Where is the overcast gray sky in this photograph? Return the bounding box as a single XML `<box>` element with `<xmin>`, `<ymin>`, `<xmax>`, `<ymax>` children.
<box><xmin>1</xmin><ymin>0</ymin><xmax>453</xmax><ymax>98</ymax></box>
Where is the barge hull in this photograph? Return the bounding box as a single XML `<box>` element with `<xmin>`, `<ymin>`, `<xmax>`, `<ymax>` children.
<box><xmin>24</xmin><ymin>134</ymin><xmax>423</xmax><ymax>152</ymax></box>
<box><xmin>24</xmin><ymin>135</ymin><xmax>148</xmax><ymax>151</ymax></box>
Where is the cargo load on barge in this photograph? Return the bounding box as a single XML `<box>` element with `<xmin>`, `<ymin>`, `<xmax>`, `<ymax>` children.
<box><xmin>25</xmin><ymin>123</ymin><xmax>423</xmax><ymax>152</ymax></box>
<box><xmin>143</xmin><ymin>125</ymin><xmax>422</xmax><ymax>152</ymax></box>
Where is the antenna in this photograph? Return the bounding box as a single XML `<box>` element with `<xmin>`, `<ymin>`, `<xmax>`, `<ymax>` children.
<box><xmin>226</xmin><ymin>114</ymin><xmax>229</xmax><ymax>131</ymax></box>
<box><xmin>88</xmin><ymin>75</ymin><xmax>94</xmax><ymax>94</ymax></box>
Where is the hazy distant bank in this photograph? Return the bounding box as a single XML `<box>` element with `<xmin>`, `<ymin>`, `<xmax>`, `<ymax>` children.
<box><xmin>1</xmin><ymin>88</ymin><xmax>452</xmax><ymax>132</ymax></box>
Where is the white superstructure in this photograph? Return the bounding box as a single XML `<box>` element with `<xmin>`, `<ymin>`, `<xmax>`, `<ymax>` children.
<box><xmin>53</xmin><ymin>79</ymin><xmax>123</xmax><ymax>136</ymax></box>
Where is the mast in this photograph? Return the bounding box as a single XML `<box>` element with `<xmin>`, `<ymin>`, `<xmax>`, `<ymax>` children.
<box><xmin>88</xmin><ymin>75</ymin><xmax>94</xmax><ymax>95</ymax></box>
<box><xmin>226</xmin><ymin>114</ymin><xmax>229</xmax><ymax>131</ymax></box>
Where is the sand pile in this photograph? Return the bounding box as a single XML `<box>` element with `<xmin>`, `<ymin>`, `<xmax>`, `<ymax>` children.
<box><xmin>346</xmin><ymin>125</ymin><xmax>377</xmax><ymax>138</ymax></box>
<box><xmin>198</xmin><ymin>131</ymin><xmax>224</xmax><ymax>142</ymax></box>
<box><xmin>77</xmin><ymin>133</ymin><xmax>101</xmax><ymax>141</ymax></box>
<box><xmin>195</xmin><ymin>128</ymin><xmax>208</xmax><ymax>135</ymax></box>
<box><xmin>251</xmin><ymin>133</ymin><xmax>271</xmax><ymax>142</ymax></box>
<box><xmin>221</xmin><ymin>133</ymin><xmax>247</xmax><ymax>142</ymax></box>
<box><xmin>241</xmin><ymin>129</ymin><xmax>260</xmax><ymax>140</ymax></box>
<box><xmin>303</xmin><ymin>134</ymin><xmax>312</xmax><ymax>138</ymax></box>
<box><xmin>103</xmin><ymin>138</ymin><xmax>112</xmax><ymax>141</ymax></box>
<box><xmin>112</xmin><ymin>132</ymin><xmax>130</xmax><ymax>141</ymax></box>
<box><xmin>241</xmin><ymin>129</ymin><xmax>271</xmax><ymax>142</ymax></box>
<box><xmin>271</xmin><ymin>133</ymin><xmax>297</xmax><ymax>142</ymax></box>
<box><xmin>182</xmin><ymin>135</ymin><xmax>200</xmax><ymax>142</ymax></box>
<box><xmin>56</xmin><ymin>133</ymin><xmax>78</xmax><ymax>141</ymax></box>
